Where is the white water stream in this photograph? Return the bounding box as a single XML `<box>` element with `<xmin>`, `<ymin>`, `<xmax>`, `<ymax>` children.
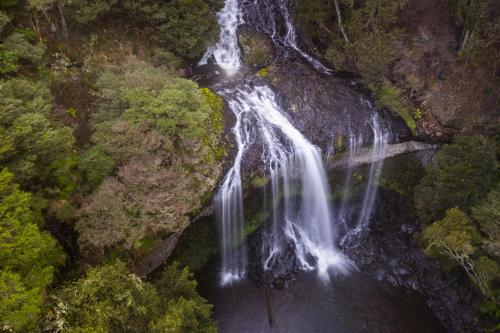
<box><xmin>219</xmin><ymin>86</ymin><xmax>350</xmax><ymax>283</ymax></box>
<box><xmin>199</xmin><ymin>0</ymin><xmax>242</xmax><ymax>75</ymax></box>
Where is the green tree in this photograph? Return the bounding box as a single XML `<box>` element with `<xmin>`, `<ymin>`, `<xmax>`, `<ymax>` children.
<box><xmin>472</xmin><ymin>185</ymin><xmax>500</xmax><ymax>259</ymax></box>
<box><xmin>0</xmin><ymin>45</ymin><xmax>19</xmax><ymax>76</ymax></box>
<box><xmin>45</xmin><ymin>261</ymin><xmax>159</xmax><ymax>333</ymax></box>
<box><xmin>44</xmin><ymin>261</ymin><xmax>216</xmax><ymax>333</ymax></box>
<box><xmin>423</xmin><ymin>207</ymin><xmax>499</xmax><ymax>297</ymax></box>
<box><xmin>78</xmin><ymin>57</ymin><xmax>222</xmax><ymax>267</ymax></box>
<box><xmin>121</xmin><ymin>78</ymin><xmax>210</xmax><ymax>142</ymax></box>
<box><xmin>0</xmin><ymin>169</ymin><xmax>65</xmax><ymax>331</ymax></box>
<box><xmin>0</xmin><ymin>78</ymin><xmax>75</xmax><ymax>190</ymax></box>
<box><xmin>152</xmin><ymin>263</ymin><xmax>216</xmax><ymax>333</ymax></box>
<box><xmin>78</xmin><ymin>145</ymin><xmax>115</xmax><ymax>189</ymax></box>
<box><xmin>414</xmin><ymin>136</ymin><xmax>497</xmax><ymax>222</ymax></box>
<box><xmin>150</xmin><ymin>297</ymin><xmax>216</xmax><ymax>333</ymax></box>
<box><xmin>159</xmin><ymin>0</ymin><xmax>219</xmax><ymax>58</ymax></box>
<box><xmin>0</xmin><ymin>270</ymin><xmax>41</xmax><ymax>332</ymax></box>
<box><xmin>3</xmin><ymin>32</ymin><xmax>46</xmax><ymax>66</ymax></box>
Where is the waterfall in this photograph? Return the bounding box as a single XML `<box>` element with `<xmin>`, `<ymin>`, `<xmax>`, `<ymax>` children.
<box><xmin>204</xmin><ymin>0</ymin><xmax>391</xmax><ymax>285</ymax></box>
<box><xmin>199</xmin><ymin>0</ymin><xmax>242</xmax><ymax>75</ymax></box>
<box><xmin>246</xmin><ymin>0</ymin><xmax>332</xmax><ymax>74</ymax></box>
<box><xmin>336</xmin><ymin>130</ymin><xmax>364</xmax><ymax>234</ymax></box>
<box><xmin>220</xmin><ymin>86</ymin><xmax>349</xmax><ymax>283</ymax></box>
<box><xmin>340</xmin><ymin>113</ymin><xmax>391</xmax><ymax>247</ymax></box>
<box><xmin>214</xmin><ymin>95</ymin><xmax>248</xmax><ymax>284</ymax></box>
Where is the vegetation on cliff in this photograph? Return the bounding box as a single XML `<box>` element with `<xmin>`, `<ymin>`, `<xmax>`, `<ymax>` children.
<box><xmin>294</xmin><ymin>0</ymin><xmax>499</xmax><ymax>135</ymax></box>
<box><xmin>415</xmin><ymin>136</ymin><xmax>500</xmax><ymax>329</ymax></box>
<box><xmin>0</xmin><ymin>0</ymin><xmax>223</xmax><ymax>330</ymax></box>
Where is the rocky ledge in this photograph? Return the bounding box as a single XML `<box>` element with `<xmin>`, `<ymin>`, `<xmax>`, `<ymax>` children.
<box><xmin>344</xmin><ymin>188</ymin><xmax>488</xmax><ymax>333</ymax></box>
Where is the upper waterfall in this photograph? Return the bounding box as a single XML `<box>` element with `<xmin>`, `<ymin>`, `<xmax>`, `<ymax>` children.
<box><xmin>201</xmin><ymin>0</ymin><xmax>348</xmax><ymax>284</ymax></box>
<box><xmin>245</xmin><ymin>0</ymin><xmax>332</xmax><ymax>74</ymax></box>
<box><xmin>198</xmin><ymin>0</ymin><xmax>242</xmax><ymax>75</ymax></box>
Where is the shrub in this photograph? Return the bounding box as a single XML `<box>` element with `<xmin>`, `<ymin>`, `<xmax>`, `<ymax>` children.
<box><xmin>373</xmin><ymin>84</ymin><xmax>416</xmax><ymax>131</ymax></box>
<box><xmin>44</xmin><ymin>261</ymin><xmax>216</xmax><ymax>333</ymax></box>
<box><xmin>415</xmin><ymin>136</ymin><xmax>497</xmax><ymax>222</ymax></box>
<box><xmin>422</xmin><ymin>208</ymin><xmax>499</xmax><ymax>296</ymax></box>
<box><xmin>0</xmin><ymin>169</ymin><xmax>65</xmax><ymax>331</ymax></box>
<box><xmin>0</xmin><ymin>45</ymin><xmax>19</xmax><ymax>76</ymax></box>
<box><xmin>3</xmin><ymin>32</ymin><xmax>46</xmax><ymax>66</ymax></box>
<box><xmin>78</xmin><ymin>145</ymin><xmax>115</xmax><ymax>189</ymax></box>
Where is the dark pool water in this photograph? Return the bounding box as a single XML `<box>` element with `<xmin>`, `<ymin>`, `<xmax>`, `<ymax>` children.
<box><xmin>198</xmin><ymin>264</ymin><xmax>446</xmax><ymax>333</ymax></box>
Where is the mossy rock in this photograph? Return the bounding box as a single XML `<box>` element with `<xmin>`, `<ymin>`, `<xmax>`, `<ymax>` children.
<box><xmin>169</xmin><ymin>217</ymin><xmax>219</xmax><ymax>272</ymax></box>
<box><xmin>238</xmin><ymin>27</ymin><xmax>273</xmax><ymax>68</ymax></box>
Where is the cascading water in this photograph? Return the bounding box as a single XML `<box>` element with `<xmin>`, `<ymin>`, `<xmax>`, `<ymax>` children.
<box><xmin>339</xmin><ymin>112</ymin><xmax>392</xmax><ymax>247</ymax></box>
<box><xmin>199</xmin><ymin>0</ymin><xmax>242</xmax><ymax>75</ymax></box>
<box><xmin>220</xmin><ymin>86</ymin><xmax>349</xmax><ymax>283</ymax></box>
<box><xmin>204</xmin><ymin>0</ymin><xmax>347</xmax><ymax>284</ymax></box>
<box><xmin>246</xmin><ymin>0</ymin><xmax>332</xmax><ymax>74</ymax></box>
<box><xmin>336</xmin><ymin>130</ymin><xmax>364</xmax><ymax>234</ymax></box>
<box><xmin>205</xmin><ymin>0</ymin><xmax>391</xmax><ymax>285</ymax></box>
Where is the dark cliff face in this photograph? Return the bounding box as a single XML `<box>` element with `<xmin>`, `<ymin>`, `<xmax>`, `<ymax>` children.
<box><xmin>344</xmin><ymin>188</ymin><xmax>488</xmax><ymax>333</ymax></box>
<box><xmin>214</xmin><ymin>61</ymin><xmax>411</xmax><ymax>178</ymax></box>
<box><xmin>267</xmin><ymin>60</ymin><xmax>412</xmax><ymax>150</ymax></box>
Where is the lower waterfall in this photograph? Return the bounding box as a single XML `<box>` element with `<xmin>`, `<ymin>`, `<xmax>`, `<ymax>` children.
<box><xmin>217</xmin><ymin>85</ymin><xmax>350</xmax><ymax>284</ymax></box>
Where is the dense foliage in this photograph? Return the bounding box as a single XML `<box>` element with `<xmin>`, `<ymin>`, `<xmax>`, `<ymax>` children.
<box><xmin>0</xmin><ymin>169</ymin><xmax>65</xmax><ymax>331</ymax></box>
<box><xmin>0</xmin><ymin>78</ymin><xmax>75</xmax><ymax>193</ymax></box>
<box><xmin>416</xmin><ymin>136</ymin><xmax>499</xmax><ymax>328</ymax></box>
<box><xmin>44</xmin><ymin>261</ymin><xmax>216</xmax><ymax>333</ymax></box>
<box><xmin>0</xmin><ymin>0</ymin><xmax>222</xmax><ymax>330</ymax></box>
<box><xmin>414</xmin><ymin>136</ymin><xmax>497</xmax><ymax>222</ymax></box>
<box><xmin>76</xmin><ymin>57</ymin><xmax>223</xmax><ymax>258</ymax></box>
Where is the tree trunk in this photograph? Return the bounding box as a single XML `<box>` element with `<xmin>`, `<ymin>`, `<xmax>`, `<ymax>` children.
<box><xmin>334</xmin><ymin>0</ymin><xmax>349</xmax><ymax>44</ymax></box>
<box><xmin>460</xmin><ymin>29</ymin><xmax>470</xmax><ymax>52</ymax></box>
<box><xmin>43</xmin><ymin>10</ymin><xmax>57</xmax><ymax>34</ymax></box>
<box><xmin>32</xmin><ymin>12</ymin><xmax>42</xmax><ymax>41</ymax></box>
<box><xmin>57</xmin><ymin>1</ymin><xmax>69</xmax><ymax>40</ymax></box>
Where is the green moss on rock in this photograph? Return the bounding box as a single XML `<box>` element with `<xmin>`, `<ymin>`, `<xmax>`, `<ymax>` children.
<box><xmin>256</xmin><ymin>67</ymin><xmax>269</xmax><ymax>78</ymax></box>
<box><xmin>169</xmin><ymin>218</ymin><xmax>219</xmax><ymax>272</ymax></box>
<box><xmin>238</xmin><ymin>28</ymin><xmax>273</xmax><ymax>68</ymax></box>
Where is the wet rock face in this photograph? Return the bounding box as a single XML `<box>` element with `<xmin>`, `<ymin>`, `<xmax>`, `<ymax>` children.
<box><xmin>215</xmin><ymin>63</ymin><xmax>412</xmax><ymax>177</ymax></box>
<box><xmin>343</xmin><ymin>189</ymin><xmax>486</xmax><ymax>333</ymax></box>
<box><xmin>238</xmin><ymin>25</ymin><xmax>274</xmax><ymax>68</ymax></box>
<box><xmin>267</xmin><ymin>61</ymin><xmax>412</xmax><ymax>151</ymax></box>
<box><xmin>246</xmin><ymin>229</ymin><xmax>300</xmax><ymax>289</ymax></box>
